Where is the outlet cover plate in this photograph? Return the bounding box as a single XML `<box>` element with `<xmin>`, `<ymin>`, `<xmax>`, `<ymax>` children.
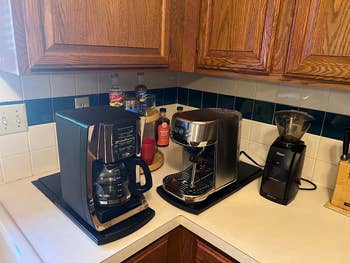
<box><xmin>0</xmin><ymin>104</ymin><xmax>28</xmax><ymax>136</ymax></box>
<box><xmin>74</xmin><ymin>97</ymin><xmax>90</xmax><ymax>109</ymax></box>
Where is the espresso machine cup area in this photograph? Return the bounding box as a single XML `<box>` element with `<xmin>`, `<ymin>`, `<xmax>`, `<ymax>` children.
<box><xmin>162</xmin><ymin>108</ymin><xmax>242</xmax><ymax>203</ymax></box>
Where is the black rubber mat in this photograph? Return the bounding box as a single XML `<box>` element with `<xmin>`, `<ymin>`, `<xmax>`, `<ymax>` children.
<box><xmin>157</xmin><ymin>162</ymin><xmax>262</xmax><ymax>215</ymax></box>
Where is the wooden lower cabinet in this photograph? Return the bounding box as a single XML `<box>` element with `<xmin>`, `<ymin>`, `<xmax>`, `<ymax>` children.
<box><xmin>123</xmin><ymin>234</ymin><xmax>169</xmax><ymax>263</ymax></box>
<box><xmin>123</xmin><ymin>226</ymin><xmax>238</xmax><ymax>263</ymax></box>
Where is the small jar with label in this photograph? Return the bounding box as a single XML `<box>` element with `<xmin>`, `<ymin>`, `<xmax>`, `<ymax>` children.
<box><xmin>109</xmin><ymin>74</ymin><xmax>124</xmax><ymax>107</ymax></box>
<box><xmin>155</xmin><ymin>108</ymin><xmax>170</xmax><ymax>147</ymax></box>
<box><xmin>135</xmin><ymin>73</ymin><xmax>148</xmax><ymax>114</ymax></box>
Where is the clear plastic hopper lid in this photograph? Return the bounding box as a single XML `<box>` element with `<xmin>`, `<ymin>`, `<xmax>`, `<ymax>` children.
<box><xmin>275</xmin><ymin>110</ymin><xmax>314</xmax><ymax>143</ymax></box>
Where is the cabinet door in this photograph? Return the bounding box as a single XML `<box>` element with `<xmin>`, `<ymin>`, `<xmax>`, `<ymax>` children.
<box><xmin>123</xmin><ymin>234</ymin><xmax>169</xmax><ymax>263</ymax></box>
<box><xmin>195</xmin><ymin>239</ymin><xmax>238</xmax><ymax>263</ymax></box>
<box><xmin>286</xmin><ymin>0</ymin><xmax>350</xmax><ymax>82</ymax></box>
<box><xmin>197</xmin><ymin>0</ymin><xmax>281</xmax><ymax>74</ymax></box>
<box><xmin>21</xmin><ymin>0</ymin><xmax>170</xmax><ymax>70</ymax></box>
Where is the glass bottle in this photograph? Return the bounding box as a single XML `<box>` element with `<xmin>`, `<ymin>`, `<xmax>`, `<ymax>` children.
<box><xmin>109</xmin><ymin>74</ymin><xmax>124</xmax><ymax>107</ymax></box>
<box><xmin>135</xmin><ymin>73</ymin><xmax>148</xmax><ymax>114</ymax></box>
<box><xmin>155</xmin><ymin>108</ymin><xmax>170</xmax><ymax>147</ymax></box>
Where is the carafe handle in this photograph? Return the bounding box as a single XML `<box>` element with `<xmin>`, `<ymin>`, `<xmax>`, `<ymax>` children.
<box><xmin>127</xmin><ymin>157</ymin><xmax>152</xmax><ymax>194</ymax></box>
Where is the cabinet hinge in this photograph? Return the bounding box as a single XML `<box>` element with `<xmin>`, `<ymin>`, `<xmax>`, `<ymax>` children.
<box><xmin>196</xmin><ymin>39</ymin><xmax>199</xmax><ymax>52</ymax></box>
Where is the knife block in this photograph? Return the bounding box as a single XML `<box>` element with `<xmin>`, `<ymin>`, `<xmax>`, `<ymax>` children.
<box><xmin>331</xmin><ymin>160</ymin><xmax>350</xmax><ymax>211</ymax></box>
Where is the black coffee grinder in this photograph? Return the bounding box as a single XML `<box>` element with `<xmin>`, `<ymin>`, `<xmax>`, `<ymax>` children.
<box><xmin>260</xmin><ymin>110</ymin><xmax>314</xmax><ymax>205</ymax></box>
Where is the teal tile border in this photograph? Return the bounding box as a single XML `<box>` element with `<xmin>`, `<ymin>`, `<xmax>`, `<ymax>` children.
<box><xmin>179</xmin><ymin>88</ymin><xmax>347</xmax><ymax>140</ymax></box>
<box><xmin>0</xmin><ymin>86</ymin><xmax>348</xmax><ymax>141</ymax></box>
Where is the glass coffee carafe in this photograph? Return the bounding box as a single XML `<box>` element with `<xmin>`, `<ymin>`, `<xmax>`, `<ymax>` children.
<box><xmin>94</xmin><ymin>158</ymin><xmax>152</xmax><ymax>207</ymax></box>
<box><xmin>92</xmin><ymin>123</ymin><xmax>152</xmax><ymax>207</ymax></box>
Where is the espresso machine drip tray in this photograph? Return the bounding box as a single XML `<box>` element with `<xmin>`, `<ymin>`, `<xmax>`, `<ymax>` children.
<box><xmin>163</xmin><ymin>166</ymin><xmax>215</xmax><ymax>198</ymax></box>
<box><xmin>157</xmin><ymin>162</ymin><xmax>262</xmax><ymax>215</ymax></box>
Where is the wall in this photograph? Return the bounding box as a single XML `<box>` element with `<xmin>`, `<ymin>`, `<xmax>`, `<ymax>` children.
<box><xmin>177</xmin><ymin>73</ymin><xmax>350</xmax><ymax>189</ymax></box>
<box><xmin>0</xmin><ymin>72</ymin><xmax>178</xmax><ymax>184</ymax></box>
<box><xmin>0</xmin><ymin>71</ymin><xmax>348</xmax><ymax>190</ymax></box>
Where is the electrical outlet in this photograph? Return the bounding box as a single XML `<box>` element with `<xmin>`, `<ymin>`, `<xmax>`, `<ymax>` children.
<box><xmin>0</xmin><ymin>104</ymin><xmax>28</xmax><ymax>136</ymax></box>
<box><xmin>74</xmin><ymin>97</ymin><xmax>90</xmax><ymax>109</ymax></box>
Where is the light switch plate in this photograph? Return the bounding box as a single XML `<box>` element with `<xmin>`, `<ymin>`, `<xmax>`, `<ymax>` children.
<box><xmin>74</xmin><ymin>97</ymin><xmax>90</xmax><ymax>109</ymax></box>
<box><xmin>0</xmin><ymin>104</ymin><xmax>28</xmax><ymax>136</ymax></box>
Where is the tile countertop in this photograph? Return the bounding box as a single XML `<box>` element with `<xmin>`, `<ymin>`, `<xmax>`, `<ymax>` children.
<box><xmin>0</xmin><ymin>143</ymin><xmax>349</xmax><ymax>263</ymax></box>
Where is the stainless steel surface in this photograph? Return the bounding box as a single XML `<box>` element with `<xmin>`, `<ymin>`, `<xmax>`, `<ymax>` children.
<box><xmin>164</xmin><ymin>108</ymin><xmax>241</xmax><ymax>203</ymax></box>
<box><xmin>97</xmin><ymin>124</ymin><xmax>115</xmax><ymax>163</ymax></box>
<box><xmin>275</xmin><ymin>110</ymin><xmax>314</xmax><ymax>143</ymax></box>
<box><xmin>171</xmin><ymin>109</ymin><xmax>219</xmax><ymax>147</ymax></box>
<box><xmin>93</xmin><ymin>198</ymin><xmax>149</xmax><ymax>232</ymax></box>
<box><xmin>162</xmin><ymin>166</ymin><xmax>217</xmax><ymax>202</ymax></box>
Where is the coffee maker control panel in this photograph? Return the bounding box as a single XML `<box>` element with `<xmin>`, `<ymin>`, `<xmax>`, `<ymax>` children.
<box><xmin>113</xmin><ymin>125</ymin><xmax>137</xmax><ymax>160</ymax></box>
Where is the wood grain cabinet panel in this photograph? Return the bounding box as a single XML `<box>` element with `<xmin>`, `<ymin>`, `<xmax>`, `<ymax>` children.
<box><xmin>197</xmin><ymin>0</ymin><xmax>281</xmax><ymax>74</ymax></box>
<box><xmin>2</xmin><ymin>0</ymin><xmax>173</xmax><ymax>73</ymax></box>
<box><xmin>195</xmin><ymin>239</ymin><xmax>238</xmax><ymax>263</ymax></box>
<box><xmin>286</xmin><ymin>0</ymin><xmax>350</xmax><ymax>82</ymax></box>
<box><xmin>123</xmin><ymin>234</ymin><xmax>169</xmax><ymax>263</ymax></box>
<box><xmin>122</xmin><ymin>226</ymin><xmax>238</xmax><ymax>263</ymax></box>
<box><xmin>26</xmin><ymin>0</ymin><xmax>170</xmax><ymax>70</ymax></box>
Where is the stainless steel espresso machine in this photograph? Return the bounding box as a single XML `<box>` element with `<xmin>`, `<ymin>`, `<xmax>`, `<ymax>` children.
<box><xmin>162</xmin><ymin>108</ymin><xmax>242</xmax><ymax>203</ymax></box>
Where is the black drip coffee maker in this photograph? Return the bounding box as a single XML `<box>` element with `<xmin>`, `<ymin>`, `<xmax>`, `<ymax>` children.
<box><xmin>33</xmin><ymin>107</ymin><xmax>155</xmax><ymax>245</ymax></box>
<box><xmin>260</xmin><ymin>110</ymin><xmax>314</xmax><ymax>205</ymax></box>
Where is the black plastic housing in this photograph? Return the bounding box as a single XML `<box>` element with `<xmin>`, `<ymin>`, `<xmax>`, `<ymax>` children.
<box><xmin>260</xmin><ymin>138</ymin><xmax>306</xmax><ymax>205</ymax></box>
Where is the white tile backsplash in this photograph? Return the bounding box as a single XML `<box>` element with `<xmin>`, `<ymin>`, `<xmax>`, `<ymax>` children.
<box><xmin>98</xmin><ymin>73</ymin><xmax>113</xmax><ymax>93</ymax></box>
<box><xmin>145</xmin><ymin>72</ymin><xmax>178</xmax><ymax>89</ymax></box>
<box><xmin>0</xmin><ymin>69</ymin><xmax>347</xmax><ymax>191</ymax></box>
<box><xmin>303</xmin><ymin>133</ymin><xmax>320</xmax><ymax>159</ymax></box>
<box><xmin>255</xmin><ymin>81</ymin><xmax>279</xmax><ymax>102</ymax></box>
<box><xmin>316</xmin><ymin>137</ymin><xmax>342</xmax><ymax>165</ymax></box>
<box><xmin>234</xmin><ymin>79</ymin><xmax>256</xmax><ymax>99</ymax></box>
<box><xmin>0</xmin><ymin>72</ymin><xmax>22</xmax><ymax>103</ymax></box>
<box><xmin>28</xmin><ymin>123</ymin><xmax>56</xmax><ymax>150</ymax></box>
<box><xmin>249</xmin><ymin>121</ymin><xmax>278</xmax><ymax>146</ymax></box>
<box><xmin>1</xmin><ymin>153</ymin><xmax>32</xmax><ymax>183</ymax></box>
<box><xmin>30</xmin><ymin>147</ymin><xmax>59</xmax><ymax>176</ymax></box>
<box><xmin>275</xmin><ymin>84</ymin><xmax>303</xmax><ymax>107</ymax></box>
<box><xmin>302</xmin><ymin>157</ymin><xmax>315</xmax><ymax>180</ymax></box>
<box><xmin>241</xmin><ymin>119</ymin><xmax>252</xmax><ymax>140</ymax></box>
<box><xmin>313</xmin><ymin>160</ymin><xmax>338</xmax><ymax>189</ymax></box>
<box><xmin>300</xmin><ymin>87</ymin><xmax>330</xmax><ymax>111</ymax></box>
<box><xmin>22</xmin><ymin>75</ymin><xmax>51</xmax><ymax>100</ymax></box>
<box><xmin>75</xmin><ymin>74</ymin><xmax>99</xmax><ymax>95</ymax></box>
<box><xmin>247</xmin><ymin>141</ymin><xmax>270</xmax><ymax>166</ymax></box>
<box><xmin>50</xmin><ymin>75</ymin><xmax>75</xmax><ymax>97</ymax></box>
<box><xmin>0</xmin><ymin>123</ymin><xmax>59</xmax><ymax>183</ymax></box>
<box><xmin>180</xmin><ymin>72</ymin><xmax>238</xmax><ymax>95</ymax></box>
<box><xmin>0</xmin><ymin>132</ymin><xmax>30</xmax><ymax>157</ymax></box>
<box><xmin>328</xmin><ymin>88</ymin><xmax>350</xmax><ymax>115</ymax></box>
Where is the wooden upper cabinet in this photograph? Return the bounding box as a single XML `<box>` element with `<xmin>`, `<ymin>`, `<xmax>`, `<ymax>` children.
<box><xmin>2</xmin><ymin>0</ymin><xmax>172</xmax><ymax>73</ymax></box>
<box><xmin>286</xmin><ymin>0</ymin><xmax>350</xmax><ymax>82</ymax></box>
<box><xmin>197</xmin><ymin>0</ymin><xmax>281</xmax><ymax>74</ymax></box>
<box><xmin>27</xmin><ymin>0</ymin><xmax>169</xmax><ymax>70</ymax></box>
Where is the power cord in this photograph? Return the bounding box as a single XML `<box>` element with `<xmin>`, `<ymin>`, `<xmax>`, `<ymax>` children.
<box><xmin>298</xmin><ymin>178</ymin><xmax>317</xmax><ymax>190</ymax></box>
<box><xmin>239</xmin><ymin>151</ymin><xmax>317</xmax><ymax>191</ymax></box>
<box><xmin>239</xmin><ymin>151</ymin><xmax>265</xmax><ymax>168</ymax></box>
